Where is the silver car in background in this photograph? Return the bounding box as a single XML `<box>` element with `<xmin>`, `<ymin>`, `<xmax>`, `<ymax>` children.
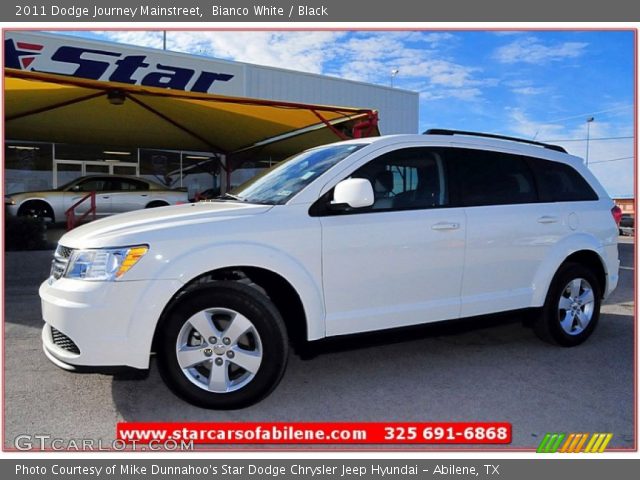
<box><xmin>5</xmin><ymin>175</ymin><xmax>189</xmax><ymax>223</ymax></box>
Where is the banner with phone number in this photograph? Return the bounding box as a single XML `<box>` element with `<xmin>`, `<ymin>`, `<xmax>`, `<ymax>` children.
<box><xmin>117</xmin><ymin>422</ymin><xmax>512</xmax><ymax>444</ymax></box>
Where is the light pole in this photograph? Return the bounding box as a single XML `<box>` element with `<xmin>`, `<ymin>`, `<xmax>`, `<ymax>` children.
<box><xmin>390</xmin><ymin>68</ymin><xmax>399</xmax><ymax>88</ymax></box>
<box><xmin>585</xmin><ymin>116</ymin><xmax>594</xmax><ymax>166</ymax></box>
<box><xmin>162</xmin><ymin>31</ymin><xmax>167</xmax><ymax>50</ymax></box>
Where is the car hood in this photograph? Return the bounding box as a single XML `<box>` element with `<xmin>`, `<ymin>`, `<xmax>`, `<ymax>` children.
<box><xmin>59</xmin><ymin>201</ymin><xmax>273</xmax><ymax>247</ymax></box>
<box><xmin>6</xmin><ymin>190</ymin><xmax>59</xmax><ymax>198</ymax></box>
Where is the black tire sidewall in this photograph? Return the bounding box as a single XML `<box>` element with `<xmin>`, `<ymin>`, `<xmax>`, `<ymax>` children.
<box><xmin>18</xmin><ymin>202</ymin><xmax>53</xmax><ymax>221</ymax></box>
<box><xmin>157</xmin><ymin>283</ymin><xmax>288</xmax><ymax>409</ymax></box>
<box><xmin>541</xmin><ymin>263</ymin><xmax>602</xmax><ymax>347</ymax></box>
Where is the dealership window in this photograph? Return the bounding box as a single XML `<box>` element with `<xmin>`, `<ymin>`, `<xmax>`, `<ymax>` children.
<box><xmin>5</xmin><ymin>141</ymin><xmax>226</xmax><ymax>198</ymax></box>
<box><xmin>52</xmin><ymin>144</ymin><xmax>138</xmax><ymax>187</ymax></box>
<box><xmin>5</xmin><ymin>142</ymin><xmax>53</xmax><ymax>194</ymax></box>
<box><xmin>140</xmin><ymin>149</ymin><xmax>220</xmax><ymax>199</ymax></box>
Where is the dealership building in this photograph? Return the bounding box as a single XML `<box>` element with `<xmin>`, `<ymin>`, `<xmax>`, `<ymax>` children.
<box><xmin>4</xmin><ymin>31</ymin><xmax>419</xmax><ymax>198</ymax></box>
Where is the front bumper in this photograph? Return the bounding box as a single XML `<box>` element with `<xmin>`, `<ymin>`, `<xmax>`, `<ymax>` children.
<box><xmin>5</xmin><ymin>204</ymin><xmax>18</xmax><ymax>216</ymax></box>
<box><xmin>40</xmin><ymin>276</ymin><xmax>183</xmax><ymax>370</ymax></box>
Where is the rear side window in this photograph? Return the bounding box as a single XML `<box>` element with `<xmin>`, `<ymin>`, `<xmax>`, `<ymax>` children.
<box><xmin>450</xmin><ymin>149</ymin><xmax>537</xmax><ymax>206</ymax></box>
<box><xmin>111</xmin><ymin>179</ymin><xmax>149</xmax><ymax>191</ymax></box>
<box><xmin>529</xmin><ymin>159</ymin><xmax>598</xmax><ymax>202</ymax></box>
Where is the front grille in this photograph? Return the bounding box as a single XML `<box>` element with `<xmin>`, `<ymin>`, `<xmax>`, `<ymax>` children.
<box><xmin>50</xmin><ymin>326</ymin><xmax>81</xmax><ymax>355</ymax></box>
<box><xmin>57</xmin><ymin>245</ymin><xmax>73</xmax><ymax>259</ymax></box>
<box><xmin>51</xmin><ymin>244</ymin><xmax>72</xmax><ymax>280</ymax></box>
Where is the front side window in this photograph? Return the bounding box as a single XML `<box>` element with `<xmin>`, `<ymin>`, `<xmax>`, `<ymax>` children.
<box><xmin>349</xmin><ymin>147</ymin><xmax>449</xmax><ymax>211</ymax></box>
<box><xmin>230</xmin><ymin>144</ymin><xmax>364</xmax><ymax>205</ymax></box>
<box><xmin>71</xmin><ymin>178</ymin><xmax>111</xmax><ymax>192</ymax></box>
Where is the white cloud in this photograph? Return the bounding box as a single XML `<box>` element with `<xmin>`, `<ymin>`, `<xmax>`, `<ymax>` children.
<box><xmin>511</xmin><ymin>86</ymin><xmax>547</xmax><ymax>95</ymax></box>
<box><xmin>505</xmin><ymin>107</ymin><xmax>565</xmax><ymax>139</ymax></box>
<box><xmin>100</xmin><ymin>31</ymin><xmax>345</xmax><ymax>74</ymax></box>
<box><xmin>494</xmin><ymin>36</ymin><xmax>588</xmax><ymax>64</ymax></box>
<box><xmin>93</xmin><ymin>30</ymin><xmax>491</xmax><ymax>103</ymax></box>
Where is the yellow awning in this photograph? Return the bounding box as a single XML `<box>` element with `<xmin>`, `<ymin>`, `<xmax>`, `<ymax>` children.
<box><xmin>4</xmin><ymin>68</ymin><xmax>379</xmax><ymax>162</ymax></box>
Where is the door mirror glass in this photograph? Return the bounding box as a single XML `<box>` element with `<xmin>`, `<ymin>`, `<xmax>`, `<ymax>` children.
<box><xmin>331</xmin><ymin>178</ymin><xmax>374</xmax><ymax>209</ymax></box>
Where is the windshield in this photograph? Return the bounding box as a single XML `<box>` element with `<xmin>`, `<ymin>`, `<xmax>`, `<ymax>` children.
<box><xmin>56</xmin><ymin>178</ymin><xmax>80</xmax><ymax>191</ymax></box>
<box><xmin>230</xmin><ymin>143</ymin><xmax>364</xmax><ymax>205</ymax></box>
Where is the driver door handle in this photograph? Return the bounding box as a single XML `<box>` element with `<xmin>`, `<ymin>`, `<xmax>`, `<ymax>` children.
<box><xmin>431</xmin><ymin>222</ymin><xmax>460</xmax><ymax>231</ymax></box>
<box><xmin>537</xmin><ymin>215</ymin><xmax>559</xmax><ymax>224</ymax></box>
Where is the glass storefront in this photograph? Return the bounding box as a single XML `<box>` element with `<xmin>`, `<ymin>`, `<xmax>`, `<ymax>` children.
<box><xmin>3</xmin><ymin>141</ymin><xmax>237</xmax><ymax>199</ymax></box>
<box><xmin>5</xmin><ymin>142</ymin><xmax>53</xmax><ymax>194</ymax></box>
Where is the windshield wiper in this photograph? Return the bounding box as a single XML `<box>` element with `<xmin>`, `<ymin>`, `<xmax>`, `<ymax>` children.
<box><xmin>218</xmin><ymin>192</ymin><xmax>245</xmax><ymax>201</ymax></box>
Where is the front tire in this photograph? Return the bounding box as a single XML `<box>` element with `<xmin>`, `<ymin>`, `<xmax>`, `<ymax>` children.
<box><xmin>17</xmin><ymin>201</ymin><xmax>54</xmax><ymax>222</ymax></box>
<box><xmin>534</xmin><ymin>263</ymin><xmax>601</xmax><ymax>346</ymax></box>
<box><xmin>157</xmin><ymin>282</ymin><xmax>289</xmax><ymax>409</ymax></box>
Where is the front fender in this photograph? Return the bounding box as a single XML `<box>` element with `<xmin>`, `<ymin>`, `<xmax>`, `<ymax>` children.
<box><xmin>127</xmin><ymin>242</ymin><xmax>325</xmax><ymax>363</ymax></box>
<box><xmin>15</xmin><ymin>195</ymin><xmax>57</xmax><ymax>211</ymax></box>
<box><xmin>530</xmin><ymin>233</ymin><xmax>607</xmax><ymax>306</ymax></box>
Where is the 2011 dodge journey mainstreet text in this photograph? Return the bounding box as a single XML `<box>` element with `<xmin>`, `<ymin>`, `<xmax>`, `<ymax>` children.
<box><xmin>40</xmin><ymin>130</ymin><xmax>620</xmax><ymax>409</ymax></box>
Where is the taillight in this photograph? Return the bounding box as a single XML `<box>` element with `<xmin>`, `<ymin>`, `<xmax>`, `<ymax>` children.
<box><xmin>611</xmin><ymin>205</ymin><xmax>622</xmax><ymax>226</ymax></box>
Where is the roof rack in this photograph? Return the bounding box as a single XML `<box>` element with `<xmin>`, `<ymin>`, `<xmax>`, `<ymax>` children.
<box><xmin>423</xmin><ymin>128</ymin><xmax>567</xmax><ymax>153</ymax></box>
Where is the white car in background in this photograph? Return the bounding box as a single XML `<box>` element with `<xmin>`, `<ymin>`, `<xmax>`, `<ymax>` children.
<box><xmin>5</xmin><ymin>175</ymin><xmax>188</xmax><ymax>223</ymax></box>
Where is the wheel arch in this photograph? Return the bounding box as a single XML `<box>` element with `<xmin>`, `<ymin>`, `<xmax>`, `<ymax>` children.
<box><xmin>145</xmin><ymin>200</ymin><xmax>170</xmax><ymax>208</ymax></box>
<box><xmin>17</xmin><ymin>198</ymin><xmax>56</xmax><ymax>221</ymax></box>
<box><xmin>531</xmin><ymin>234</ymin><xmax>608</xmax><ymax>307</ymax></box>
<box><xmin>151</xmin><ymin>265</ymin><xmax>309</xmax><ymax>355</ymax></box>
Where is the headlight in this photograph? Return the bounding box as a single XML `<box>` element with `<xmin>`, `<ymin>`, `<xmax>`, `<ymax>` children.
<box><xmin>64</xmin><ymin>246</ymin><xmax>148</xmax><ymax>281</ymax></box>
<box><xmin>5</xmin><ymin>197</ymin><xmax>16</xmax><ymax>205</ymax></box>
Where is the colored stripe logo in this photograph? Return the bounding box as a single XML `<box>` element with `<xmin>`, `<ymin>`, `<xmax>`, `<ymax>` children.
<box><xmin>537</xmin><ymin>433</ymin><xmax>613</xmax><ymax>453</ymax></box>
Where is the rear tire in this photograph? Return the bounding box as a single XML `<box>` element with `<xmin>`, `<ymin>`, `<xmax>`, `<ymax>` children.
<box><xmin>157</xmin><ymin>282</ymin><xmax>289</xmax><ymax>409</ymax></box>
<box><xmin>534</xmin><ymin>262</ymin><xmax>601</xmax><ymax>346</ymax></box>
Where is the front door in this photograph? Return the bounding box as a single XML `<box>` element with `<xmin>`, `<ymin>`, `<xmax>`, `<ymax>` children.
<box><xmin>63</xmin><ymin>176</ymin><xmax>113</xmax><ymax>217</ymax></box>
<box><xmin>319</xmin><ymin>147</ymin><xmax>465</xmax><ymax>336</ymax></box>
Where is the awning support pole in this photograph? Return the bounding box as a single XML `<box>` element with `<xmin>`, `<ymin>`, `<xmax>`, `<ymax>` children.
<box><xmin>352</xmin><ymin>111</ymin><xmax>379</xmax><ymax>138</ymax></box>
<box><xmin>310</xmin><ymin>110</ymin><xmax>350</xmax><ymax>140</ymax></box>
<box><xmin>126</xmin><ymin>94</ymin><xmax>227</xmax><ymax>155</ymax></box>
<box><xmin>6</xmin><ymin>91</ymin><xmax>105</xmax><ymax>122</ymax></box>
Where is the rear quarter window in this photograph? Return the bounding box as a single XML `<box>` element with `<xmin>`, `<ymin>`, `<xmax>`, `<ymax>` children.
<box><xmin>529</xmin><ymin>159</ymin><xmax>599</xmax><ymax>202</ymax></box>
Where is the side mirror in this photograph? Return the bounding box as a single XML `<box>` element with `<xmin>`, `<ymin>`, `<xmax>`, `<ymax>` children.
<box><xmin>331</xmin><ymin>178</ymin><xmax>374</xmax><ymax>210</ymax></box>
<box><xmin>71</xmin><ymin>185</ymin><xmax>81</xmax><ymax>192</ymax></box>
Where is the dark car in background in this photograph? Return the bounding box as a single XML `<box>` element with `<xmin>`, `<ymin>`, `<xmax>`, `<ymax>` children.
<box><xmin>619</xmin><ymin>213</ymin><xmax>634</xmax><ymax>236</ymax></box>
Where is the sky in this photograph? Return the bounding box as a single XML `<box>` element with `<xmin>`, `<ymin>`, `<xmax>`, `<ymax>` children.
<box><xmin>66</xmin><ymin>30</ymin><xmax>635</xmax><ymax>197</ymax></box>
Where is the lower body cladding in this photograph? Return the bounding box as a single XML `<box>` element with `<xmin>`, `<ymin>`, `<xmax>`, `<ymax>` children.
<box><xmin>39</xmin><ymin>276</ymin><xmax>184</xmax><ymax>370</ymax></box>
<box><xmin>39</xmin><ymin>247</ymin><xmax>618</xmax><ymax>409</ymax></box>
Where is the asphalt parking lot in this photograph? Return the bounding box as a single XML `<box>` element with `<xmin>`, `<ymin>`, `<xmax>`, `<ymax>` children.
<box><xmin>3</xmin><ymin>237</ymin><xmax>635</xmax><ymax>450</ymax></box>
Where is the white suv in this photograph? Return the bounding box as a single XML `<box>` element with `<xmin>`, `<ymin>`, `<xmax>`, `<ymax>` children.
<box><xmin>39</xmin><ymin>130</ymin><xmax>620</xmax><ymax>409</ymax></box>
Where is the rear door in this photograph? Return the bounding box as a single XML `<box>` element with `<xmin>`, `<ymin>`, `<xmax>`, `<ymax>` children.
<box><xmin>109</xmin><ymin>178</ymin><xmax>152</xmax><ymax>213</ymax></box>
<box><xmin>449</xmin><ymin>148</ymin><xmax>568</xmax><ymax>317</ymax></box>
